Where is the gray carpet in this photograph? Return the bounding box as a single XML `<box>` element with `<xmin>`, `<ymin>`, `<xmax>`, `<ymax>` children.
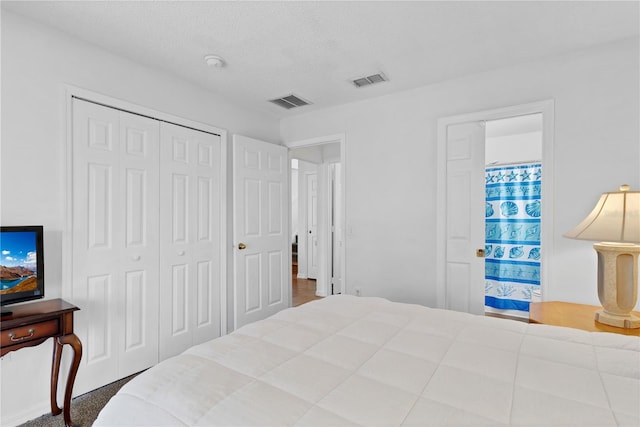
<box><xmin>18</xmin><ymin>374</ymin><xmax>137</xmax><ymax>427</ymax></box>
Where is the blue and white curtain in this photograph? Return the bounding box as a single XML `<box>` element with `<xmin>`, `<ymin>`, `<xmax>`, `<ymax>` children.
<box><xmin>484</xmin><ymin>163</ymin><xmax>541</xmax><ymax>314</ymax></box>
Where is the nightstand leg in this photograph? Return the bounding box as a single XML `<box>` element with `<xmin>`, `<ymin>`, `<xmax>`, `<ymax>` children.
<box><xmin>50</xmin><ymin>339</ymin><xmax>63</xmax><ymax>415</ymax></box>
<box><xmin>50</xmin><ymin>334</ymin><xmax>83</xmax><ymax>427</ymax></box>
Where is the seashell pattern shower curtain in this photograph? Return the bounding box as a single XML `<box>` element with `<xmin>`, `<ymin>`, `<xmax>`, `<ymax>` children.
<box><xmin>484</xmin><ymin>163</ymin><xmax>541</xmax><ymax>313</ymax></box>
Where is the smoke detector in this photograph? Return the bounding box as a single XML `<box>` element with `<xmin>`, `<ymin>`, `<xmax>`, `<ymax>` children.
<box><xmin>204</xmin><ymin>54</ymin><xmax>226</xmax><ymax>68</ymax></box>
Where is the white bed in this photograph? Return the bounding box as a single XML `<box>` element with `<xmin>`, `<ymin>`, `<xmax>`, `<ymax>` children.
<box><xmin>94</xmin><ymin>295</ymin><xmax>640</xmax><ymax>426</ymax></box>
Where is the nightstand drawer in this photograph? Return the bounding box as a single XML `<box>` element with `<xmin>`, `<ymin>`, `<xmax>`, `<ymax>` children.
<box><xmin>1</xmin><ymin>319</ymin><xmax>60</xmax><ymax>347</ymax></box>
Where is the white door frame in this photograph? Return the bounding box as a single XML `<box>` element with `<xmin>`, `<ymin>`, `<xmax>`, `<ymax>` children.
<box><xmin>285</xmin><ymin>134</ymin><xmax>346</xmax><ymax>296</ymax></box>
<box><xmin>436</xmin><ymin>100</ymin><xmax>554</xmax><ymax>310</ymax></box>
<box><xmin>62</xmin><ymin>84</ymin><xmax>228</xmax><ymax>334</ymax></box>
<box><xmin>328</xmin><ymin>162</ymin><xmax>343</xmax><ymax>295</ymax></box>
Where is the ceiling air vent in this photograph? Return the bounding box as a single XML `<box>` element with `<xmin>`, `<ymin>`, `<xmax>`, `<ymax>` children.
<box><xmin>269</xmin><ymin>94</ymin><xmax>311</xmax><ymax>109</ymax></box>
<box><xmin>352</xmin><ymin>73</ymin><xmax>388</xmax><ymax>88</ymax></box>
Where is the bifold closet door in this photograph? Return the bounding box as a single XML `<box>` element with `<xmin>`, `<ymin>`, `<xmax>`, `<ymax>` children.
<box><xmin>72</xmin><ymin>99</ymin><xmax>160</xmax><ymax>394</ymax></box>
<box><xmin>158</xmin><ymin>122</ymin><xmax>222</xmax><ymax>360</ymax></box>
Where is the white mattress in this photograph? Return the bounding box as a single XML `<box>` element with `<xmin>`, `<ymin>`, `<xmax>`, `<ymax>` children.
<box><xmin>94</xmin><ymin>296</ymin><xmax>640</xmax><ymax>426</ymax></box>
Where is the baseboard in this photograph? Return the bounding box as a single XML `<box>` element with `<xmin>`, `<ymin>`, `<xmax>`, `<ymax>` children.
<box><xmin>2</xmin><ymin>401</ymin><xmax>51</xmax><ymax>426</ymax></box>
<box><xmin>484</xmin><ymin>308</ymin><xmax>529</xmax><ymax>323</ymax></box>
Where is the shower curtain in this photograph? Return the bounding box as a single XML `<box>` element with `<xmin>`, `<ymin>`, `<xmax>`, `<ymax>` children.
<box><xmin>484</xmin><ymin>162</ymin><xmax>541</xmax><ymax>314</ymax></box>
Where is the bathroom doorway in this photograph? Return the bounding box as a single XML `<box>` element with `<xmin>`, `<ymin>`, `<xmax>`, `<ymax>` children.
<box><xmin>484</xmin><ymin>113</ymin><xmax>543</xmax><ymax>319</ymax></box>
<box><xmin>436</xmin><ymin>100</ymin><xmax>554</xmax><ymax>316</ymax></box>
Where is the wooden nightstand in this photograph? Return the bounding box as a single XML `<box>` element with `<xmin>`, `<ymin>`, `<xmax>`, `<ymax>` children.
<box><xmin>1</xmin><ymin>299</ymin><xmax>82</xmax><ymax>427</ymax></box>
<box><xmin>529</xmin><ymin>301</ymin><xmax>640</xmax><ymax>336</ymax></box>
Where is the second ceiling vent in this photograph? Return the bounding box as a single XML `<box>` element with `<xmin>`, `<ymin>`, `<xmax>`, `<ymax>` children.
<box><xmin>268</xmin><ymin>94</ymin><xmax>311</xmax><ymax>109</ymax></box>
<box><xmin>352</xmin><ymin>73</ymin><xmax>388</xmax><ymax>88</ymax></box>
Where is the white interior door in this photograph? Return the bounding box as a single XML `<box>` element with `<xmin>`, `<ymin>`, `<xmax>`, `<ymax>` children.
<box><xmin>233</xmin><ymin>135</ymin><xmax>289</xmax><ymax>329</ymax></box>
<box><xmin>444</xmin><ymin>121</ymin><xmax>486</xmax><ymax>315</ymax></box>
<box><xmin>72</xmin><ymin>99</ymin><xmax>159</xmax><ymax>394</ymax></box>
<box><xmin>159</xmin><ymin>122</ymin><xmax>222</xmax><ymax>360</ymax></box>
<box><xmin>306</xmin><ymin>172</ymin><xmax>319</xmax><ymax>279</ymax></box>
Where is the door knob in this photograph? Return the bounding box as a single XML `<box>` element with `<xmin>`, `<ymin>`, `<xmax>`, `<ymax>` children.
<box><xmin>476</xmin><ymin>248</ymin><xmax>486</xmax><ymax>258</ymax></box>
<box><xmin>238</xmin><ymin>243</ymin><xmax>247</xmax><ymax>250</ymax></box>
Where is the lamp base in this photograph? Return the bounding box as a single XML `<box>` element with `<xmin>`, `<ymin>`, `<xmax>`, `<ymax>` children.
<box><xmin>595</xmin><ymin>310</ymin><xmax>640</xmax><ymax>329</ymax></box>
<box><xmin>592</xmin><ymin>243</ymin><xmax>640</xmax><ymax>329</ymax></box>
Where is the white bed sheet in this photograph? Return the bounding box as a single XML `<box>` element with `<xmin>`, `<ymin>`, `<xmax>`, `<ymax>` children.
<box><xmin>94</xmin><ymin>295</ymin><xmax>640</xmax><ymax>426</ymax></box>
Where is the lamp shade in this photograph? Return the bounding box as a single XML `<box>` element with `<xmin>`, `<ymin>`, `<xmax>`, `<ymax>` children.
<box><xmin>564</xmin><ymin>185</ymin><xmax>640</xmax><ymax>243</ymax></box>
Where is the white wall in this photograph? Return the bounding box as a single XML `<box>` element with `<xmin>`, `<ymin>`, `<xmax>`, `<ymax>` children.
<box><xmin>281</xmin><ymin>37</ymin><xmax>640</xmax><ymax>309</ymax></box>
<box><xmin>0</xmin><ymin>11</ymin><xmax>279</xmax><ymax>425</ymax></box>
<box><xmin>485</xmin><ymin>131</ymin><xmax>542</xmax><ymax>165</ymax></box>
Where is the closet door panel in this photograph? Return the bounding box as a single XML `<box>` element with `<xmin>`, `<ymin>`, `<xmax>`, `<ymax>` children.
<box><xmin>191</xmin><ymin>134</ymin><xmax>221</xmax><ymax>345</ymax></box>
<box><xmin>72</xmin><ymin>99</ymin><xmax>159</xmax><ymax>393</ymax></box>
<box><xmin>159</xmin><ymin>164</ymin><xmax>192</xmax><ymax>358</ymax></box>
<box><xmin>159</xmin><ymin>123</ymin><xmax>221</xmax><ymax>360</ymax></box>
<box><xmin>118</xmin><ymin>112</ymin><xmax>160</xmax><ymax>376</ymax></box>
<box><xmin>72</xmin><ymin>100</ymin><xmax>121</xmax><ymax>394</ymax></box>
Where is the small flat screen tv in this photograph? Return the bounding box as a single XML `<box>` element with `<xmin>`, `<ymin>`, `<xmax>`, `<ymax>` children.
<box><xmin>0</xmin><ymin>226</ymin><xmax>45</xmax><ymax>315</ymax></box>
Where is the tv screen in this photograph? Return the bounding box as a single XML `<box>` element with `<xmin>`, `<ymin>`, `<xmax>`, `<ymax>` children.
<box><xmin>0</xmin><ymin>226</ymin><xmax>45</xmax><ymax>311</ymax></box>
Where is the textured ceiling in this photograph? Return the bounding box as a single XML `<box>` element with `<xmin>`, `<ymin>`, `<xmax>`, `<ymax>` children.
<box><xmin>3</xmin><ymin>1</ymin><xmax>639</xmax><ymax>119</ymax></box>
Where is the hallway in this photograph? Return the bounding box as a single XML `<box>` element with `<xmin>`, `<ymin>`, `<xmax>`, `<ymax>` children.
<box><xmin>292</xmin><ymin>264</ymin><xmax>323</xmax><ymax>307</ymax></box>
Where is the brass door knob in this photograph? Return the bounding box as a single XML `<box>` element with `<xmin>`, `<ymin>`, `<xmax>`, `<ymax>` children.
<box><xmin>238</xmin><ymin>243</ymin><xmax>247</xmax><ymax>250</ymax></box>
<box><xmin>476</xmin><ymin>248</ymin><xmax>486</xmax><ymax>258</ymax></box>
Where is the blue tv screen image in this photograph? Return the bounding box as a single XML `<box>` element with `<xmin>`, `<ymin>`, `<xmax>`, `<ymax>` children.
<box><xmin>0</xmin><ymin>229</ymin><xmax>42</xmax><ymax>297</ymax></box>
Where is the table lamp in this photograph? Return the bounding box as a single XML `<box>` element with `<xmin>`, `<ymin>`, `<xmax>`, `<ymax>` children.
<box><xmin>564</xmin><ymin>184</ymin><xmax>640</xmax><ymax>328</ymax></box>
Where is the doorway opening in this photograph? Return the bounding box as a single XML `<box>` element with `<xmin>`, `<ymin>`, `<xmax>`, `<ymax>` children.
<box><xmin>291</xmin><ymin>158</ymin><xmax>321</xmax><ymax>306</ymax></box>
<box><xmin>288</xmin><ymin>136</ymin><xmax>345</xmax><ymax>306</ymax></box>
<box><xmin>436</xmin><ymin>100</ymin><xmax>554</xmax><ymax>317</ymax></box>
<box><xmin>484</xmin><ymin>113</ymin><xmax>543</xmax><ymax>320</ymax></box>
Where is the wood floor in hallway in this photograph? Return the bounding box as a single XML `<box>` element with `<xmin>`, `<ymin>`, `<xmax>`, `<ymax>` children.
<box><xmin>292</xmin><ymin>264</ymin><xmax>323</xmax><ymax>307</ymax></box>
